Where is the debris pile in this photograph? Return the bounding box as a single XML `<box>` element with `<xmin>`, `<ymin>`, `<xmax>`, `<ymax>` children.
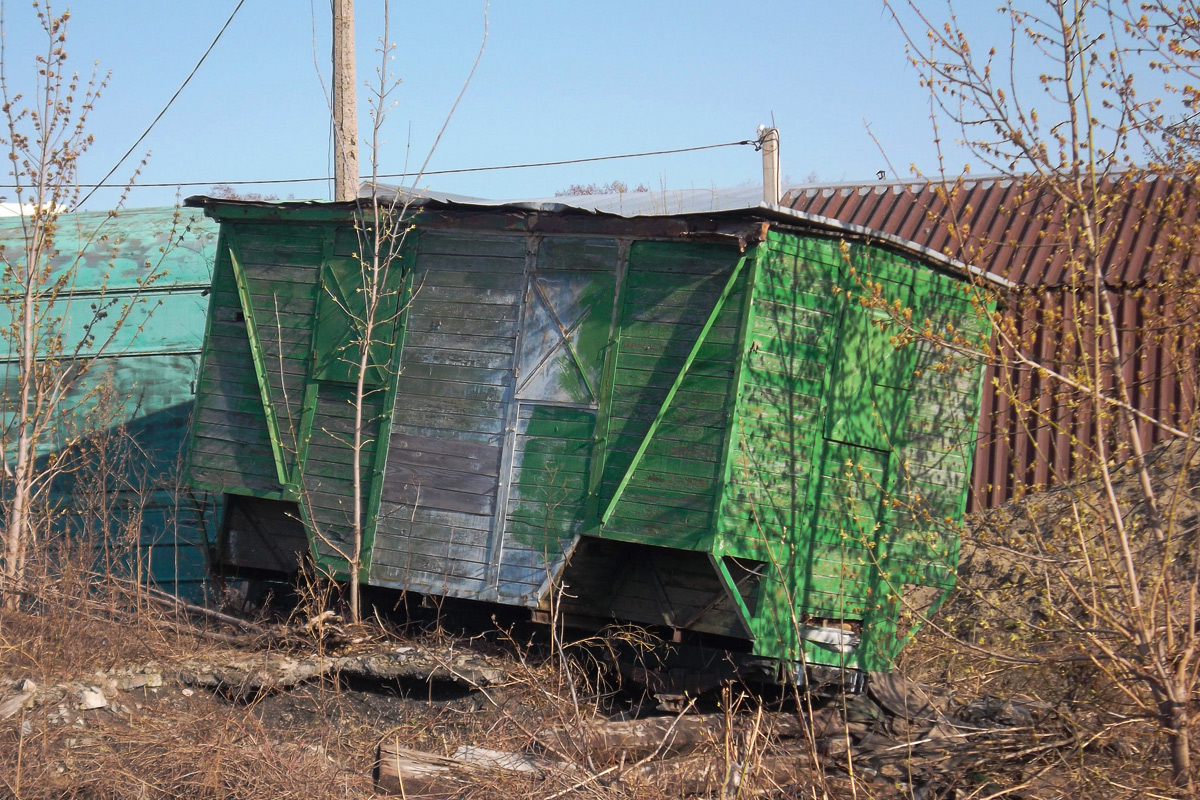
<box><xmin>374</xmin><ymin>669</ymin><xmax>1077</xmax><ymax>798</ymax></box>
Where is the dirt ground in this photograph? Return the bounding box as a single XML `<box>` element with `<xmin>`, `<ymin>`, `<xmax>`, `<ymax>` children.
<box><xmin>2</xmin><ymin>441</ymin><xmax>1196</xmax><ymax>799</ymax></box>
<box><xmin>0</xmin><ymin>591</ymin><xmax>1176</xmax><ymax>800</ymax></box>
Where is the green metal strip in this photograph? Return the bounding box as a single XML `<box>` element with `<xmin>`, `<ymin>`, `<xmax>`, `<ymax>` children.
<box><xmin>361</xmin><ymin>232</ymin><xmax>418</xmax><ymax>580</ymax></box>
<box><xmin>225</xmin><ymin>228</ymin><xmax>291</xmax><ymax>489</ymax></box>
<box><xmin>294</xmin><ymin>228</ymin><xmax>335</xmax><ymax>573</ymax></box>
<box><xmin>289</xmin><ymin>381</ymin><xmax>320</xmax><ymax>502</ymax></box>
<box><xmin>600</xmin><ymin>253</ymin><xmax>749</xmax><ymax>526</ymax></box>
<box><xmin>584</xmin><ymin>239</ymin><xmax>630</xmax><ymax>525</ymax></box>
<box><xmin>710</xmin><ymin>243</ymin><xmax>763</xmax><ymax>551</ymax></box>
<box><xmin>291</xmin><ymin>227</ymin><xmax>339</xmax><ymax>504</ymax></box>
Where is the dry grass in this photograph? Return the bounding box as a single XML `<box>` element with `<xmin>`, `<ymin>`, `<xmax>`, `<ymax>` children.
<box><xmin>6</xmin><ymin>443</ymin><xmax>1197</xmax><ymax>799</ymax></box>
<box><xmin>0</xmin><ymin>582</ymin><xmax>863</xmax><ymax>800</ymax></box>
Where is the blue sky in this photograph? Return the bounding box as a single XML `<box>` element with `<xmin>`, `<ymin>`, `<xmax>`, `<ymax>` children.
<box><xmin>0</xmin><ymin>2</ymin><xmax>1104</xmax><ymax>210</ymax></box>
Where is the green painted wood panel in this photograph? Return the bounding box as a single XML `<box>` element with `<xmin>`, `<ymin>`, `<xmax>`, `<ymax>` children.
<box><xmin>712</xmin><ymin>232</ymin><xmax>985</xmax><ymax>671</ymax></box>
<box><xmin>595</xmin><ymin>240</ymin><xmax>744</xmax><ymax>551</ymax></box>
<box><xmin>313</xmin><ymin>252</ymin><xmax>403</xmax><ymax>385</ymax></box>
<box><xmin>499</xmin><ymin>404</ymin><xmax>596</xmax><ymax>598</ymax></box>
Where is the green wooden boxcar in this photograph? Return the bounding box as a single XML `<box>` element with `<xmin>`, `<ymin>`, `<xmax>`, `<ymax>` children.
<box><xmin>184</xmin><ymin>194</ymin><xmax>992</xmax><ymax>674</ymax></box>
<box><xmin>0</xmin><ymin>207</ymin><xmax>222</xmax><ymax>598</ymax></box>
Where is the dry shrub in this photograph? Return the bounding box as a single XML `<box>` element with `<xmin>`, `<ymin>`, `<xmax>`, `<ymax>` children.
<box><xmin>895</xmin><ymin>441</ymin><xmax>1200</xmax><ymax>797</ymax></box>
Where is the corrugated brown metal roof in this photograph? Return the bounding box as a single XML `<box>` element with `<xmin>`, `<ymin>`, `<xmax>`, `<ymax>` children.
<box><xmin>783</xmin><ymin>174</ymin><xmax>1197</xmax><ymax>286</ymax></box>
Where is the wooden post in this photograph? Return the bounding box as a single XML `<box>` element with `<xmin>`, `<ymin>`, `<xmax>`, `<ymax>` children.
<box><xmin>333</xmin><ymin>0</ymin><xmax>359</xmax><ymax>201</ymax></box>
<box><xmin>760</xmin><ymin>127</ymin><xmax>780</xmax><ymax>205</ymax></box>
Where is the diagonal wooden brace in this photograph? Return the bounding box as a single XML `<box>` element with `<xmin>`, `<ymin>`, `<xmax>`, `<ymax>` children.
<box><xmin>601</xmin><ymin>254</ymin><xmax>749</xmax><ymax>525</ymax></box>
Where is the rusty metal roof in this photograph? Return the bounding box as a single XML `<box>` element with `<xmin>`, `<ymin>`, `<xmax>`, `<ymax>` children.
<box><xmin>782</xmin><ymin>174</ymin><xmax>1197</xmax><ymax>287</ymax></box>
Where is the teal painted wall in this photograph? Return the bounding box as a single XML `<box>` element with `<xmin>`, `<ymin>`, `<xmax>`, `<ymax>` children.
<box><xmin>0</xmin><ymin>207</ymin><xmax>221</xmax><ymax>599</ymax></box>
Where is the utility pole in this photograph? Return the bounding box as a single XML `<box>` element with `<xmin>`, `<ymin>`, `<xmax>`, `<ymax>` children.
<box><xmin>333</xmin><ymin>0</ymin><xmax>359</xmax><ymax>201</ymax></box>
<box><xmin>760</xmin><ymin>127</ymin><xmax>780</xmax><ymax>205</ymax></box>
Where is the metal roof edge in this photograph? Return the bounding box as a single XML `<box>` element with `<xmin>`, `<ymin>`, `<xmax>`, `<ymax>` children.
<box><xmin>756</xmin><ymin>201</ymin><xmax>1015</xmax><ymax>291</ymax></box>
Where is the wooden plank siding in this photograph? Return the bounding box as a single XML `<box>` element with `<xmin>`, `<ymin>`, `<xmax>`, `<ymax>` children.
<box><xmin>371</xmin><ymin>231</ymin><xmax>525</xmax><ymax>597</ymax></box>
<box><xmin>301</xmin><ymin>381</ymin><xmax>386</xmax><ymax>566</ymax></box>
<box><xmin>183</xmin><ymin>197</ymin><xmax>990</xmax><ymax>675</ymax></box>
<box><xmin>596</xmin><ymin>240</ymin><xmax>745</xmax><ymax>550</ymax></box>
<box><xmin>186</xmin><ymin>230</ymin><xmax>287</xmax><ymax>498</ymax></box>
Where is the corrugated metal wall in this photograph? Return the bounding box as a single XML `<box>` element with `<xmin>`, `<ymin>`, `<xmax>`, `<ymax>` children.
<box><xmin>973</xmin><ymin>285</ymin><xmax>1197</xmax><ymax>508</ymax></box>
<box><xmin>784</xmin><ymin>175</ymin><xmax>1200</xmax><ymax>509</ymax></box>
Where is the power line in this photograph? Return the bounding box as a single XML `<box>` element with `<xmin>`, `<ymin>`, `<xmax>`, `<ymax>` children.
<box><xmin>53</xmin><ymin>139</ymin><xmax>757</xmax><ymax>192</ymax></box>
<box><xmin>378</xmin><ymin>140</ymin><xmax>755</xmax><ymax>180</ymax></box>
<box><xmin>77</xmin><ymin>0</ymin><xmax>248</xmax><ymax>207</ymax></box>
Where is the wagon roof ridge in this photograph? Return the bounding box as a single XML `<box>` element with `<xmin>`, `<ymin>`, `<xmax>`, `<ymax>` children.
<box><xmin>185</xmin><ymin>186</ymin><xmax>1010</xmax><ymax>290</ymax></box>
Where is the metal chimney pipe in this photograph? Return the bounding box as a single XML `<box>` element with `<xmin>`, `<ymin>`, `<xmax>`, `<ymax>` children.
<box><xmin>761</xmin><ymin>127</ymin><xmax>780</xmax><ymax>205</ymax></box>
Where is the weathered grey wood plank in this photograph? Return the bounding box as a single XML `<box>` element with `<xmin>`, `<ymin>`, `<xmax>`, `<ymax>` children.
<box><xmin>388</xmin><ymin>432</ymin><xmax>502</xmax><ymax>463</ymax></box>
<box><xmin>392</xmin><ymin>408</ymin><xmax>505</xmax><ymax>435</ymax></box>
<box><xmin>415</xmin><ymin>284</ymin><xmax>524</xmax><ymax>305</ymax></box>
<box><xmin>384</xmin><ymin>465</ymin><xmax>499</xmax><ymax>497</ymax></box>
<box><xmin>400</xmin><ymin>346</ymin><xmax>514</xmax><ymax>370</ymax></box>
<box><xmin>388</xmin><ymin>423</ymin><xmax>501</xmax><ymax>447</ymax></box>
<box><xmin>416</xmin><ymin>231</ymin><xmax>527</xmax><ymax>259</ymax></box>
<box><xmin>378</xmin><ymin>521</ymin><xmax>492</xmax><ymax>551</ymax></box>
<box><xmin>405</xmin><ymin>314</ymin><xmax>518</xmax><ymax>338</ymax></box>
<box><xmin>404</xmin><ymin>331</ymin><xmax>517</xmax><ymax>355</ymax></box>
<box><xmin>396</xmin><ymin>363</ymin><xmax>510</xmax><ymax>387</ymax></box>
<box><xmin>371</xmin><ymin>550</ymin><xmax>489</xmax><ymax>581</ymax></box>
<box><xmin>390</xmin><ymin>376</ymin><xmax>507</xmax><ymax>403</ymax></box>
<box><xmin>415</xmin><ymin>268</ymin><xmax>525</xmax><ymax>290</ymax></box>
<box><xmin>389</xmin><ymin>448</ymin><xmax>502</xmax><ymax>479</ymax></box>
<box><xmin>380</xmin><ymin>482</ymin><xmax>495</xmax><ymax>516</ymax></box>
<box><xmin>370</xmin><ymin>563</ymin><xmax>487</xmax><ymax>596</ymax></box>
<box><xmin>407</xmin><ymin>298</ymin><xmax>519</xmax><ymax>322</ymax></box>
<box><xmin>537</xmin><ymin>236</ymin><xmax>619</xmax><ymax>271</ymax></box>
<box><xmin>394</xmin><ymin>395</ymin><xmax>507</xmax><ymax>420</ymax></box>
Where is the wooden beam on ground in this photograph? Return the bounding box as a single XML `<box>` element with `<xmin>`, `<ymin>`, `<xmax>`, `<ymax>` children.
<box><xmin>375</xmin><ymin>740</ymin><xmax>558</xmax><ymax>797</ymax></box>
<box><xmin>533</xmin><ymin>708</ymin><xmax>844</xmax><ymax>763</ymax></box>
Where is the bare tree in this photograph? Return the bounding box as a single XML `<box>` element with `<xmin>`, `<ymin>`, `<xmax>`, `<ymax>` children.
<box><xmin>295</xmin><ymin>0</ymin><xmax>485</xmax><ymax>622</ymax></box>
<box><xmin>0</xmin><ymin>4</ymin><xmax>170</xmax><ymax>609</ymax></box>
<box><xmin>554</xmin><ymin>180</ymin><xmax>650</xmax><ymax>196</ymax></box>
<box><xmin>884</xmin><ymin>0</ymin><xmax>1200</xmax><ymax>789</ymax></box>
